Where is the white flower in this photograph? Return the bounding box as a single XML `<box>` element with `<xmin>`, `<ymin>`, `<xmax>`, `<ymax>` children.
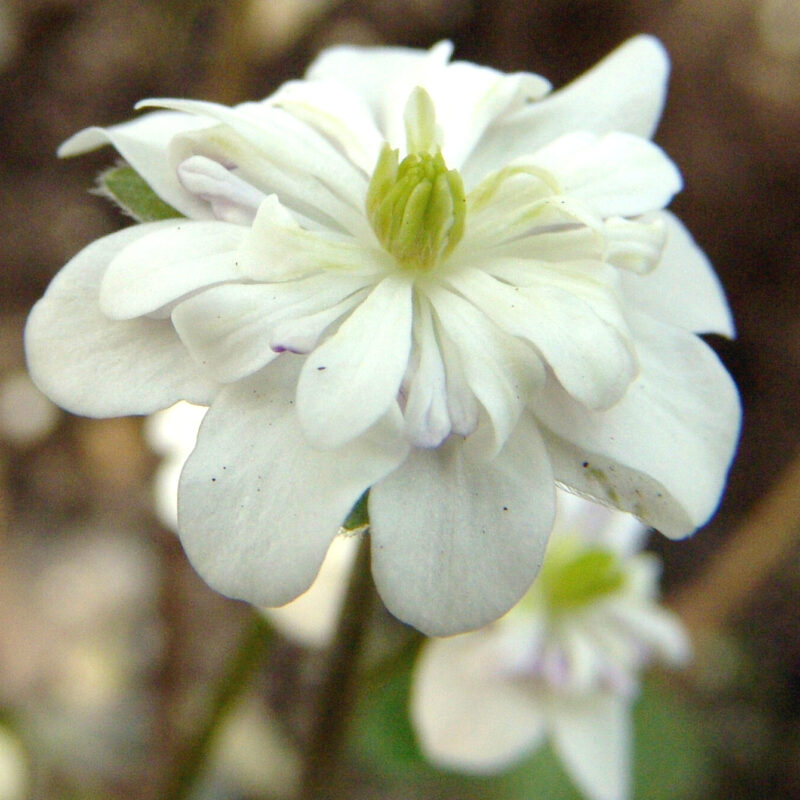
<box><xmin>410</xmin><ymin>492</ymin><xmax>690</xmax><ymax>800</ymax></box>
<box><xmin>25</xmin><ymin>37</ymin><xmax>740</xmax><ymax>635</ymax></box>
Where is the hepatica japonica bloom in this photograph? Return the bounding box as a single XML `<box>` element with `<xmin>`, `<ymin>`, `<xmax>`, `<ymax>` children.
<box><xmin>411</xmin><ymin>493</ymin><xmax>691</xmax><ymax>800</ymax></box>
<box><xmin>25</xmin><ymin>37</ymin><xmax>740</xmax><ymax>636</ymax></box>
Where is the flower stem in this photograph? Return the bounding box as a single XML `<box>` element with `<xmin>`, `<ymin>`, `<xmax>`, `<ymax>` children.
<box><xmin>162</xmin><ymin>611</ymin><xmax>274</xmax><ymax>800</ymax></box>
<box><xmin>298</xmin><ymin>532</ymin><xmax>375</xmax><ymax>800</ymax></box>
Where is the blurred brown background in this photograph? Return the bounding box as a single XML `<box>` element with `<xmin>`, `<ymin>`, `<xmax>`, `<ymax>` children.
<box><xmin>1</xmin><ymin>0</ymin><xmax>799</xmax><ymax>798</ymax></box>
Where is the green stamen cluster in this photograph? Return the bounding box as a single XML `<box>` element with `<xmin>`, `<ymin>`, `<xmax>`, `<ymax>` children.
<box><xmin>539</xmin><ymin>546</ymin><xmax>625</xmax><ymax>611</ymax></box>
<box><xmin>366</xmin><ymin>143</ymin><xmax>465</xmax><ymax>272</ymax></box>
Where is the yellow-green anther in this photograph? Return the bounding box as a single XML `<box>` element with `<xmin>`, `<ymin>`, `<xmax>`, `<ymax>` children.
<box><xmin>366</xmin><ymin>143</ymin><xmax>466</xmax><ymax>271</ymax></box>
<box><xmin>540</xmin><ymin>548</ymin><xmax>625</xmax><ymax>611</ymax></box>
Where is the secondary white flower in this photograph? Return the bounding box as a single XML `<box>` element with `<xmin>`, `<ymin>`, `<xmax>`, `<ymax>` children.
<box><xmin>411</xmin><ymin>493</ymin><xmax>690</xmax><ymax>800</ymax></box>
<box><xmin>25</xmin><ymin>37</ymin><xmax>740</xmax><ymax>635</ymax></box>
<box><xmin>145</xmin><ymin>401</ymin><xmax>208</xmax><ymax>530</ymax></box>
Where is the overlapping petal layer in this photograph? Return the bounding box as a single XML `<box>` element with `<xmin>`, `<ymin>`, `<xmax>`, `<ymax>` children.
<box><xmin>178</xmin><ymin>359</ymin><xmax>408</xmax><ymax>607</ymax></box>
<box><xmin>25</xmin><ymin>223</ymin><xmax>218</xmax><ymax>416</ymax></box>
<box><xmin>535</xmin><ymin>312</ymin><xmax>740</xmax><ymax>537</ymax></box>
<box><xmin>463</xmin><ymin>35</ymin><xmax>671</xmax><ymax>184</ymax></box>
<box><xmin>59</xmin><ymin>111</ymin><xmax>215</xmax><ymax>219</ymax></box>
<box><xmin>99</xmin><ymin>221</ymin><xmax>246</xmax><ymax>319</ymax></box>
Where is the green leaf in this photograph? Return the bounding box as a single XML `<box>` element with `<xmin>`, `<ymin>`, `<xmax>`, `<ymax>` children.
<box><xmin>350</xmin><ymin>643</ymin><xmax>458</xmax><ymax>792</ymax></box>
<box><xmin>631</xmin><ymin>678</ymin><xmax>714</xmax><ymax>800</ymax></box>
<box><xmin>342</xmin><ymin>490</ymin><xmax>370</xmax><ymax>531</ymax></box>
<box><xmin>498</xmin><ymin>679</ymin><xmax>714</xmax><ymax>799</ymax></box>
<box><xmin>97</xmin><ymin>164</ymin><xmax>183</xmax><ymax>222</ymax></box>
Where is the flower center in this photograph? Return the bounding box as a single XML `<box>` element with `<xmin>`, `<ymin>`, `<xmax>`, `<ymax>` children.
<box><xmin>539</xmin><ymin>544</ymin><xmax>625</xmax><ymax>611</ymax></box>
<box><xmin>366</xmin><ymin>143</ymin><xmax>465</xmax><ymax>272</ymax></box>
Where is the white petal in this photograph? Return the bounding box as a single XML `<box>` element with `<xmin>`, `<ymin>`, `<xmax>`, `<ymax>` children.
<box><xmin>535</xmin><ymin>312</ymin><xmax>741</xmax><ymax>537</ymax></box>
<box><xmin>462</xmin><ymin>163</ymin><xmax>565</xmax><ymax>249</ymax></box>
<box><xmin>447</xmin><ymin>268</ymin><xmax>637</xmax><ymax>410</ymax></box>
<box><xmin>424</xmin><ymin>60</ymin><xmax>551</xmax><ymax>169</ymax></box>
<box><xmin>172</xmin><ymin>273</ymin><xmax>371</xmax><ymax>383</ymax></box>
<box><xmin>177</xmin><ymin>155</ymin><xmax>267</xmax><ymax>225</ymax></box>
<box><xmin>554</xmin><ymin>494</ymin><xmax>647</xmax><ymax>556</ymax></box>
<box><xmin>559</xmin><ymin>624</ymin><xmax>606</xmax><ymax>692</ymax></box>
<box><xmin>269</xmin><ymin>290</ymin><xmax>369</xmax><ymax>356</ymax></box>
<box><xmin>436</xmin><ymin>324</ymin><xmax>480</xmax><ymax>437</ymax></box>
<box><xmin>307</xmin><ymin>40</ymin><xmax>452</xmax><ymax>102</ymax></box>
<box><xmin>270</xmin><ymin>78</ymin><xmax>384</xmax><ymax>172</ymax></box>
<box><xmin>140</xmin><ymin>98</ymin><xmax>370</xmax><ymax>234</ymax></box>
<box><xmin>100</xmin><ymin>220</ymin><xmax>246</xmax><ymax>319</ymax></box>
<box><xmin>411</xmin><ymin>633</ymin><xmax>547</xmax><ymax>773</ymax></box>
<box><xmin>297</xmin><ymin>276</ymin><xmax>413</xmax><ymax>449</ymax></box>
<box><xmin>529</xmin><ymin>132</ymin><xmax>682</xmax><ymax>218</ymax></box>
<box><xmin>306</xmin><ymin>41</ymin><xmax>454</xmax><ymax>148</ymax></box>
<box><xmin>550</xmin><ymin>693</ymin><xmax>632</xmax><ymax>800</ymax></box>
<box><xmin>580</xmin><ymin>614</ymin><xmax>641</xmax><ymax>683</ymax></box>
<box><xmin>237</xmin><ymin>195</ymin><xmax>386</xmax><ymax>282</ymax></box>
<box><xmin>602</xmin><ymin>215</ymin><xmax>666</xmax><ymax>274</ymax></box>
<box><xmin>481</xmin><ymin>258</ymin><xmax>629</xmax><ymax>335</ymax></box>
<box><xmin>177</xmin><ymin>361</ymin><xmax>409</xmax><ymax>608</ymax></box>
<box><xmin>262</xmin><ymin>533</ymin><xmax>361</xmax><ymax>648</ymax></box>
<box><xmin>59</xmin><ymin>110</ymin><xmax>214</xmax><ymax>219</ymax></box>
<box><xmin>464</xmin><ymin>35</ymin><xmax>670</xmax><ymax>183</ymax></box>
<box><xmin>426</xmin><ymin>285</ymin><xmax>543</xmax><ymax>455</ymax></box>
<box><xmin>606</xmin><ymin>599</ymin><xmax>692</xmax><ymax>667</ymax></box>
<box><xmin>621</xmin><ymin>212</ymin><xmax>735</xmax><ymax>336</ymax></box>
<box><xmin>403</xmin><ymin>297</ymin><xmax>452</xmax><ymax>448</ymax></box>
<box><xmin>479</xmin><ymin>225</ymin><xmax>604</xmax><ymax>264</ymax></box>
<box><xmin>170</xmin><ymin>123</ymin><xmax>367</xmax><ymax>237</ymax></box>
<box><xmin>623</xmin><ymin>552</ymin><xmax>661</xmax><ymax>596</ymax></box>
<box><xmin>25</xmin><ymin>223</ymin><xmax>217</xmax><ymax>417</ymax></box>
<box><xmin>369</xmin><ymin>413</ymin><xmax>555</xmax><ymax>636</ymax></box>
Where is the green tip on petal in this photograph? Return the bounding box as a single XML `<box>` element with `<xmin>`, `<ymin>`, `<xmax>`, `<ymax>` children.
<box><xmin>366</xmin><ymin>144</ymin><xmax>465</xmax><ymax>272</ymax></box>
<box><xmin>541</xmin><ymin>547</ymin><xmax>625</xmax><ymax>610</ymax></box>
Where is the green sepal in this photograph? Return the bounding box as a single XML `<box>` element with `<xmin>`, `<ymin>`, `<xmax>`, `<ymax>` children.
<box><xmin>342</xmin><ymin>490</ymin><xmax>370</xmax><ymax>531</ymax></box>
<box><xmin>97</xmin><ymin>164</ymin><xmax>183</xmax><ymax>222</ymax></box>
